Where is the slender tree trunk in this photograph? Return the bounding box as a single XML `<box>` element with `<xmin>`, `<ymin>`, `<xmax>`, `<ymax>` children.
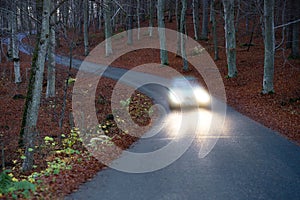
<box><xmin>211</xmin><ymin>0</ymin><xmax>219</xmax><ymax>60</ymax></box>
<box><xmin>46</xmin><ymin>4</ymin><xmax>56</xmax><ymax>98</ymax></box>
<box><xmin>291</xmin><ymin>22</ymin><xmax>299</xmax><ymax>58</ymax></box>
<box><xmin>235</xmin><ymin>0</ymin><xmax>240</xmax><ymax>33</ymax></box>
<box><xmin>137</xmin><ymin>0</ymin><xmax>141</xmax><ymax>40</ymax></box>
<box><xmin>201</xmin><ymin>0</ymin><xmax>209</xmax><ymax>40</ymax></box>
<box><xmin>149</xmin><ymin>0</ymin><xmax>154</xmax><ymax>37</ymax></box>
<box><xmin>180</xmin><ymin>0</ymin><xmax>188</xmax><ymax>71</ymax></box>
<box><xmin>127</xmin><ymin>0</ymin><xmax>134</xmax><ymax>45</ymax></box>
<box><xmin>192</xmin><ymin>0</ymin><xmax>200</xmax><ymax>40</ymax></box>
<box><xmin>158</xmin><ymin>0</ymin><xmax>169</xmax><ymax>65</ymax></box>
<box><xmin>223</xmin><ymin>0</ymin><xmax>237</xmax><ymax>78</ymax></box>
<box><xmin>176</xmin><ymin>0</ymin><xmax>182</xmax><ymax>56</ymax></box>
<box><xmin>36</xmin><ymin>0</ymin><xmax>43</xmax><ymax>35</ymax></box>
<box><xmin>97</xmin><ymin>2</ymin><xmax>102</xmax><ymax>30</ymax></box>
<box><xmin>7</xmin><ymin>19</ymin><xmax>12</xmax><ymax>61</ymax></box>
<box><xmin>21</xmin><ymin>0</ymin><xmax>50</xmax><ymax>172</ymax></box>
<box><xmin>83</xmin><ymin>0</ymin><xmax>89</xmax><ymax>56</ymax></box>
<box><xmin>262</xmin><ymin>0</ymin><xmax>275</xmax><ymax>94</ymax></box>
<box><xmin>290</xmin><ymin>0</ymin><xmax>300</xmax><ymax>58</ymax></box>
<box><xmin>11</xmin><ymin>4</ymin><xmax>21</xmax><ymax>83</ymax></box>
<box><xmin>104</xmin><ymin>0</ymin><xmax>113</xmax><ymax>56</ymax></box>
<box><xmin>168</xmin><ymin>0</ymin><xmax>173</xmax><ymax>22</ymax></box>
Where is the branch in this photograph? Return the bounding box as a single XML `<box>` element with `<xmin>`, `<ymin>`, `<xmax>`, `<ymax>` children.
<box><xmin>50</xmin><ymin>0</ymin><xmax>69</xmax><ymax>16</ymax></box>
<box><xmin>274</xmin><ymin>19</ymin><xmax>300</xmax><ymax>29</ymax></box>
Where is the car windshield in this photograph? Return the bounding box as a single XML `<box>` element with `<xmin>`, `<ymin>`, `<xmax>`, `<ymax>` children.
<box><xmin>171</xmin><ymin>77</ymin><xmax>198</xmax><ymax>88</ymax></box>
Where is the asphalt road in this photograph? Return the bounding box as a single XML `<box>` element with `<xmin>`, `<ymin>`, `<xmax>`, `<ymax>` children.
<box><xmin>65</xmin><ymin>102</ymin><xmax>300</xmax><ymax>200</ymax></box>
<box><xmin>8</xmin><ymin>33</ymin><xmax>300</xmax><ymax>200</ymax></box>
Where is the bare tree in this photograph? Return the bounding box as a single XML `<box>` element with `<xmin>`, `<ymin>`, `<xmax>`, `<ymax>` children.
<box><xmin>201</xmin><ymin>0</ymin><xmax>209</xmax><ymax>40</ymax></box>
<box><xmin>46</xmin><ymin>1</ymin><xmax>56</xmax><ymax>98</ymax></box>
<box><xmin>262</xmin><ymin>0</ymin><xmax>275</xmax><ymax>94</ymax></box>
<box><xmin>211</xmin><ymin>0</ymin><xmax>219</xmax><ymax>60</ymax></box>
<box><xmin>127</xmin><ymin>0</ymin><xmax>134</xmax><ymax>45</ymax></box>
<box><xmin>158</xmin><ymin>0</ymin><xmax>169</xmax><ymax>65</ymax></box>
<box><xmin>176</xmin><ymin>0</ymin><xmax>182</xmax><ymax>56</ymax></box>
<box><xmin>11</xmin><ymin>0</ymin><xmax>21</xmax><ymax>83</ymax></box>
<box><xmin>83</xmin><ymin>0</ymin><xmax>89</xmax><ymax>56</ymax></box>
<box><xmin>180</xmin><ymin>0</ymin><xmax>188</xmax><ymax>71</ymax></box>
<box><xmin>21</xmin><ymin>0</ymin><xmax>50</xmax><ymax>172</ymax></box>
<box><xmin>290</xmin><ymin>0</ymin><xmax>299</xmax><ymax>58</ymax></box>
<box><xmin>149</xmin><ymin>0</ymin><xmax>154</xmax><ymax>37</ymax></box>
<box><xmin>223</xmin><ymin>0</ymin><xmax>237</xmax><ymax>78</ymax></box>
<box><xmin>192</xmin><ymin>0</ymin><xmax>200</xmax><ymax>40</ymax></box>
<box><xmin>104</xmin><ymin>0</ymin><xmax>113</xmax><ymax>56</ymax></box>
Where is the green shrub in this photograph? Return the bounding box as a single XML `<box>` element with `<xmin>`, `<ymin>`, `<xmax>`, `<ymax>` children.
<box><xmin>0</xmin><ymin>170</ymin><xmax>36</xmax><ymax>199</ymax></box>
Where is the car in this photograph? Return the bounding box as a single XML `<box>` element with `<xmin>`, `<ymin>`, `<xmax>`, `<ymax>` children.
<box><xmin>167</xmin><ymin>76</ymin><xmax>210</xmax><ymax>110</ymax></box>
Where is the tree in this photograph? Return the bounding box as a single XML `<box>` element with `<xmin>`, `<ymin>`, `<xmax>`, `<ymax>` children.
<box><xmin>262</xmin><ymin>0</ymin><xmax>275</xmax><ymax>94</ymax></box>
<box><xmin>46</xmin><ymin>2</ymin><xmax>56</xmax><ymax>98</ymax></box>
<box><xmin>176</xmin><ymin>0</ymin><xmax>182</xmax><ymax>56</ymax></box>
<box><xmin>180</xmin><ymin>0</ymin><xmax>188</xmax><ymax>71</ymax></box>
<box><xmin>127</xmin><ymin>0</ymin><xmax>134</xmax><ymax>45</ymax></box>
<box><xmin>290</xmin><ymin>0</ymin><xmax>299</xmax><ymax>58</ymax></box>
<box><xmin>136</xmin><ymin>0</ymin><xmax>141</xmax><ymax>40</ymax></box>
<box><xmin>149</xmin><ymin>0</ymin><xmax>154</xmax><ymax>37</ymax></box>
<box><xmin>104</xmin><ymin>0</ymin><xmax>113</xmax><ymax>56</ymax></box>
<box><xmin>157</xmin><ymin>0</ymin><xmax>169</xmax><ymax>65</ymax></box>
<box><xmin>167</xmin><ymin>0</ymin><xmax>173</xmax><ymax>22</ymax></box>
<box><xmin>211</xmin><ymin>0</ymin><xmax>219</xmax><ymax>60</ymax></box>
<box><xmin>223</xmin><ymin>0</ymin><xmax>237</xmax><ymax>78</ymax></box>
<box><xmin>21</xmin><ymin>0</ymin><xmax>50</xmax><ymax>172</ymax></box>
<box><xmin>201</xmin><ymin>0</ymin><xmax>209</xmax><ymax>40</ymax></box>
<box><xmin>11</xmin><ymin>0</ymin><xmax>21</xmax><ymax>83</ymax></box>
<box><xmin>192</xmin><ymin>0</ymin><xmax>200</xmax><ymax>40</ymax></box>
<box><xmin>83</xmin><ymin>0</ymin><xmax>89</xmax><ymax>56</ymax></box>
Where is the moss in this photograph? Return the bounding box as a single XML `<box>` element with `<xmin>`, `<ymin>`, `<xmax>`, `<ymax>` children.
<box><xmin>19</xmin><ymin>35</ymin><xmax>41</xmax><ymax>147</ymax></box>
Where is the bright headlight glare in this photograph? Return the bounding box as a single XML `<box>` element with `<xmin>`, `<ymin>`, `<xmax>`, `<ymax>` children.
<box><xmin>194</xmin><ymin>88</ymin><xmax>210</xmax><ymax>104</ymax></box>
<box><xmin>169</xmin><ymin>92</ymin><xmax>180</xmax><ymax>104</ymax></box>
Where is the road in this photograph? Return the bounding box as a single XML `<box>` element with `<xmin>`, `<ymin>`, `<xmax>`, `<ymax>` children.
<box><xmin>65</xmin><ymin>102</ymin><xmax>300</xmax><ymax>200</ymax></box>
<box><xmin>8</xmin><ymin>33</ymin><xmax>300</xmax><ymax>200</ymax></box>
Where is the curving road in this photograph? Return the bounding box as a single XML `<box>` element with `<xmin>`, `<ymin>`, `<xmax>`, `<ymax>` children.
<box><xmin>66</xmin><ymin>106</ymin><xmax>300</xmax><ymax>200</ymax></box>
<box><xmin>7</xmin><ymin>33</ymin><xmax>300</xmax><ymax>200</ymax></box>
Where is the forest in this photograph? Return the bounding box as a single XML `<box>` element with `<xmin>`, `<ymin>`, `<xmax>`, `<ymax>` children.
<box><xmin>0</xmin><ymin>0</ymin><xmax>299</xmax><ymax>198</ymax></box>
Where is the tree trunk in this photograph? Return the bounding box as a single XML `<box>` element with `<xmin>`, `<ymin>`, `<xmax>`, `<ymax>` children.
<box><xmin>235</xmin><ymin>0</ymin><xmax>240</xmax><ymax>33</ymax></box>
<box><xmin>11</xmin><ymin>3</ymin><xmax>21</xmax><ymax>84</ymax></box>
<box><xmin>149</xmin><ymin>0</ymin><xmax>154</xmax><ymax>37</ymax></box>
<box><xmin>262</xmin><ymin>0</ymin><xmax>275</xmax><ymax>94</ymax></box>
<box><xmin>137</xmin><ymin>0</ymin><xmax>141</xmax><ymax>40</ymax></box>
<box><xmin>223</xmin><ymin>0</ymin><xmax>237</xmax><ymax>78</ymax></box>
<box><xmin>290</xmin><ymin>0</ymin><xmax>300</xmax><ymax>58</ymax></box>
<box><xmin>36</xmin><ymin>0</ymin><xmax>43</xmax><ymax>35</ymax></box>
<box><xmin>192</xmin><ymin>0</ymin><xmax>200</xmax><ymax>40</ymax></box>
<box><xmin>157</xmin><ymin>0</ymin><xmax>169</xmax><ymax>65</ymax></box>
<box><xmin>46</xmin><ymin>3</ymin><xmax>56</xmax><ymax>98</ymax></box>
<box><xmin>127</xmin><ymin>0</ymin><xmax>134</xmax><ymax>45</ymax></box>
<box><xmin>7</xmin><ymin>18</ymin><xmax>12</xmax><ymax>61</ymax></box>
<box><xmin>180</xmin><ymin>0</ymin><xmax>188</xmax><ymax>71</ymax></box>
<box><xmin>104</xmin><ymin>0</ymin><xmax>113</xmax><ymax>56</ymax></box>
<box><xmin>211</xmin><ymin>0</ymin><xmax>219</xmax><ymax>60</ymax></box>
<box><xmin>176</xmin><ymin>0</ymin><xmax>182</xmax><ymax>56</ymax></box>
<box><xmin>291</xmin><ymin>22</ymin><xmax>299</xmax><ymax>58</ymax></box>
<box><xmin>201</xmin><ymin>0</ymin><xmax>209</xmax><ymax>40</ymax></box>
<box><xmin>168</xmin><ymin>0</ymin><xmax>173</xmax><ymax>22</ymax></box>
<box><xmin>97</xmin><ymin>2</ymin><xmax>102</xmax><ymax>30</ymax></box>
<box><xmin>21</xmin><ymin>0</ymin><xmax>50</xmax><ymax>172</ymax></box>
<box><xmin>83</xmin><ymin>0</ymin><xmax>89</xmax><ymax>56</ymax></box>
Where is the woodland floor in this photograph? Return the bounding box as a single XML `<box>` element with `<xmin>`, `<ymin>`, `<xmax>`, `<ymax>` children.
<box><xmin>0</xmin><ymin>14</ymin><xmax>299</xmax><ymax>199</ymax></box>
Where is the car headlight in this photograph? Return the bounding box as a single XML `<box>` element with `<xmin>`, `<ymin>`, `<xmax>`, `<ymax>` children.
<box><xmin>169</xmin><ymin>91</ymin><xmax>180</xmax><ymax>104</ymax></box>
<box><xmin>193</xmin><ymin>87</ymin><xmax>210</xmax><ymax>104</ymax></box>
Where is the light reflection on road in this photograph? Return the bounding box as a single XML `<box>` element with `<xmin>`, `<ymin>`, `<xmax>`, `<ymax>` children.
<box><xmin>164</xmin><ymin>108</ymin><xmax>212</xmax><ymax>139</ymax></box>
<box><xmin>162</xmin><ymin>108</ymin><xmax>228</xmax><ymax>158</ymax></box>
